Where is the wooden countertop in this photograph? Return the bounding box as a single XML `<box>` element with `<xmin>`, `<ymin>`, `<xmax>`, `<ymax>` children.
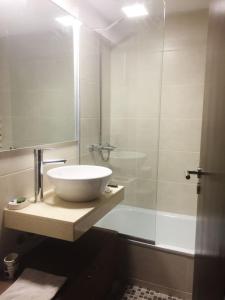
<box><xmin>0</xmin><ymin>280</ymin><xmax>13</xmax><ymax>295</ymax></box>
<box><xmin>3</xmin><ymin>186</ymin><xmax>124</xmax><ymax>241</ymax></box>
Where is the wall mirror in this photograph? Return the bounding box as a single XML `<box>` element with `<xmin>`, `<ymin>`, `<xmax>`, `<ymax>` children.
<box><xmin>0</xmin><ymin>0</ymin><xmax>79</xmax><ymax>152</ymax></box>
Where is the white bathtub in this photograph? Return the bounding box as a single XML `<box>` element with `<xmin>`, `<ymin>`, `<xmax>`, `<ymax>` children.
<box><xmin>95</xmin><ymin>204</ymin><xmax>196</xmax><ymax>255</ymax></box>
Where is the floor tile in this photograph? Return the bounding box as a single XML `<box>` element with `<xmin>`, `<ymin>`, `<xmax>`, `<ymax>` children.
<box><xmin>120</xmin><ymin>284</ymin><xmax>183</xmax><ymax>300</ymax></box>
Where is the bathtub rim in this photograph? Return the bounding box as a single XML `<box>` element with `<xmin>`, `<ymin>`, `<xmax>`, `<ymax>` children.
<box><xmin>96</xmin><ymin>204</ymin><xmax>196</xmax><ymax>257</ymax></box>
<box><xmin>120</xmin><ymin>232</ymin><xmax>195</xmax><ymax>258</ymax></box>
<box><xmin>110</xmin><ymin>204</ymin><xmax>196</xmax><ymax>221</ymax></box>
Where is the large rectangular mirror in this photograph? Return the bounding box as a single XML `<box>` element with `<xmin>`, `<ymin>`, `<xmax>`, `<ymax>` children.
<box><xmin>0</xmin><ymin>0</ymin><xmax>79</xmax><ymax>151</ymax></box>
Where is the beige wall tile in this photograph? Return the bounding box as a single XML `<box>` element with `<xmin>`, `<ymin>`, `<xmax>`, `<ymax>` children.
<box><xmin>80</xmin><ymin>118</ymin><xmax>100</xmax><ymax>141</ymax></box>
<box><xmin>123</xmin><ymin>242</ymin><xmax>194</xmax><ymax>294</ymax></box>
<box><xmin>157</xmin><ymin>181</ymin><xmax>197</xmax><ymax>215</ymax></box>
<box><xmin>110</xmin><ymin>48</ymin><xmax>162</xmax><ymax>119</ymax></box>
<box><xmin>0</xmin><ymin>150</ymin><xmax>34</xmax><ymax>176</ymax></box>
<box><xmin>157</xmin><ymin>10</ymin><xmax>208</xmax><ymax>215</ymax></box>
<box><xmin>79</xmin><ymin>26</ymin><xmax>103</xmax><ymax>166</ymax></box>
<box><xmin>101</xmin><ymin>41</ymin><xmax>111</xmax><ymax>144</ymax></box>
<box><xmin>165</xmin><ymin>10</ymin><xmax>209</xmax><ymax>51</ymax></box>
<box><xmin>0</xmin><ymin>176</ymin><xmax>10</xmax><ymax>226</ymax></box>
<box><xmin>7</xmin><ymin>30</ymin><xmax>76</xmax><ymax>148</ymax></box>
<box><xmin>136</xmin><ymin>150</ymin><xmax>158</xmax><ymax>181</ymax></box>
<box><xmin>158</xmin><ymin>150</ymin><xmax>200</xmax><ymax>184</ymax></box>
<box><xmin>80</xmin><ymin>81</ymin><xmax>100</xmax><ymax>118</ymax></box>
<box><xmin>5</xmin><ymin>169</ymin><xmax>34</xmax><ymax>200</ymax></box>
<box><xmin>110</xmin><ymin>118</ymin><xmax>136</xmax><ymax>149</ymax></box>
<box><xmin>161</xmin><ymin>84</ymin><xmax>204</xmax><ymax>119</ymax></box>
<box><xmin>136</xmin><ymin>179</ymin><xmax>157</xmax><ymax>210</ymax></box>
<box><xmin>110</xmin><ymin>117</ymin><xmax>160</xmax><ymax>153</ymax></box>
<box><xmin>162</xmin><ymin>47</ymin><xmax>206</xmax><ymax>86</ymax></box>
<box><xmin>0</xmin><ymin>91</ymin><xmax>11</xmax><ymax>116</ymax></box>
<box><xmin>120</xmin><ymin>178</ymin><xmax>138</xmax><ymax>207</ymax></box>
<box><xmin>135</xmin><ymin>118</ymin><xmax>159</xmax><ymax>151</ymax></box>
<box><xmin>80</xmin><ymin>117</ymin><xmax>100</xmax><ymax>157</ymax></box>
<box><xmin>159</xmin><ymin>118</ymin><xmax>202</xmax><ymax>152</ymax></box>
<box><xmin>0</xmin><ymin>38</ymin><xmax>12</xmax><ymax>150</ymax></box>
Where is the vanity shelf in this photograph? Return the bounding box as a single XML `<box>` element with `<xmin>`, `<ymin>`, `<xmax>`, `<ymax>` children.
<box><xmin>3</xmin><ymin>186</ymin><xmax>124</xmax><ymax>241</ymax></box>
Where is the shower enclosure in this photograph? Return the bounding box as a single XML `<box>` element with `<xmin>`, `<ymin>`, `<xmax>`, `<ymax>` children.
<box><xmin>80</xmin><ymin>0</ymin><xmax>165</xmax><ymax>246</ymax></box>
<box><xmin>79</xmin><ymin>0</ymin><xmax>208</xmax><ymax>254</ymax></box>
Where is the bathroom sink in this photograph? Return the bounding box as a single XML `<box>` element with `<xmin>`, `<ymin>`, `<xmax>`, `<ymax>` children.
<box><xmin>47</xmin><ymin>165</ymin><xmax>112</xmax><ymax>202</ymax></box>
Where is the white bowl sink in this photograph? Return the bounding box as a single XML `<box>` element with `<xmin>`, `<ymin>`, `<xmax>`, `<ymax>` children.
<box><xmin>47</xmin><ymin>165</ymin><xmax>112</xmax><ymax>202</ymax></box>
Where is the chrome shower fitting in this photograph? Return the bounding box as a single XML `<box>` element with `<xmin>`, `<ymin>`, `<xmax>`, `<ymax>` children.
<box><xmin>89</xmin><ymin>143</ymin><xmax>116</xmax><ymax>162</ymax></box>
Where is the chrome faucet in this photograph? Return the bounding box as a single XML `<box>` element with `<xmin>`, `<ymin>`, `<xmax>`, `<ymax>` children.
<box><xmin>34</xmin><ymin>149</ymin><xmax>66</xmax><ymax>202</ymax></box>
<box><xmin>88</xmin><ymin>143</ymin><xmax>116</xmax><ymax>162</ymax></box>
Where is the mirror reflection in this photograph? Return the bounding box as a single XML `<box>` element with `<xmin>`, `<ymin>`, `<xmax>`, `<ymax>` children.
<box><xmin>0</xmin><ymin>0</ymin><xmax>78</xmax><ymax>151</ymax></box>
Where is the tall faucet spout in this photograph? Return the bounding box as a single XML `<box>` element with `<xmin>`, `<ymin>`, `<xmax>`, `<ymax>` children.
<box><xmin>34</xmin><ymin>149</ymin><xmax>66</xmax><ymax>202</ymax></box>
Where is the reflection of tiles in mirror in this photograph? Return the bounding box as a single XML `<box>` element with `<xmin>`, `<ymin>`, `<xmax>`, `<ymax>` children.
<box><xmin>121</xmin><ymin>284</ymin><xmax>183</xmax><ymax>300</ymax></box>
<box><xmin>0</xmin><ymin>117</ymin><xmax>2</xmax><ymax>149</ymax></box>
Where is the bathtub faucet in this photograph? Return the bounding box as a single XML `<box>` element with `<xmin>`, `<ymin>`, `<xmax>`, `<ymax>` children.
<box><xmin>89</xmin><ymin>143</ymin><xmax>116</xmax><ymax>162</ymax></box>
<box><xmin>89</xmin><ymin>143</ymin><xmax>116</xmax><ymax>152</ymax></box>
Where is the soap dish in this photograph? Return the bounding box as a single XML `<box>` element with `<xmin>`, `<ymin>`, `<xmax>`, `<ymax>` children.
<box><xmin>7</xmin><ymin>198</ymin><xmax>30</xmax><ymax>210</ymax></box>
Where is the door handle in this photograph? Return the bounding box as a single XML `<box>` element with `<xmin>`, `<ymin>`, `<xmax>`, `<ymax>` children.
<box><xmin>185</xmin><ymin>168</ymin><xmax>207</xmax><ymax>180</ymax></box>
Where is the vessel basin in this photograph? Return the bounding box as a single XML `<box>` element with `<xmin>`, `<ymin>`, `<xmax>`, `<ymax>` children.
<box><xmin>47</xmin><ymin>165</ymin><xmax>112</xmax><ymax>202</ymax></box>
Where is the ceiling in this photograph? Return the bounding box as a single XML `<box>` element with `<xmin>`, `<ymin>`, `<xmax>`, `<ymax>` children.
<box><xmin>80</xmin><ymin>0</ymin><xmax>210</xmax><ymax>44</ymax></box>
<box><xmin>86</xmin><ymin>0</ymin><xmax>210</xmax><ymax>24</ymax></box>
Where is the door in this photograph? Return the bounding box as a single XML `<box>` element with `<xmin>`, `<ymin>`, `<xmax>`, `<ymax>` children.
<box><xmin>193</xmin><ymin>0</ymin><xmax>225</xmax><ymax>299</ymax></box>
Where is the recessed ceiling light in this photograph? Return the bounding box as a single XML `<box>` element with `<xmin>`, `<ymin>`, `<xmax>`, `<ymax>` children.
<box><xmin>122</xmin><ymin>3</ymin><xmax>149</xmax><ymax>18</ymax></box>
<box><xmin>55</xmin><ymin>16</ymin><xmax>82</xmax><ymax>27</ymax></box>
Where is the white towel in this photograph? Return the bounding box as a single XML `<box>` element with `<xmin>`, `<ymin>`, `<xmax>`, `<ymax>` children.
<box><xmin>0</xmin><ymin>268</ymin><xmax>67</xmax><ymax>300</ymax></box>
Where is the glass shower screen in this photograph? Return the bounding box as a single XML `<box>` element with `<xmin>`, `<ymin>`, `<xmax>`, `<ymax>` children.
<box><xmin>79</xmin><ymin>0</ymin><xmax>165</xmax><ymax>243</ymax></box>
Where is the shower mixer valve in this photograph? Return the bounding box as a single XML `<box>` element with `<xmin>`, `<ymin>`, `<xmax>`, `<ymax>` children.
<box><xmin>88</xmin><ymin>143</ymin><xmax>116</xmax><ymax>162</ymax></box>
<box><xmin>89</xmin><ymin>143</ymin><xmax>116</xmax><ymax>152</ymax></box>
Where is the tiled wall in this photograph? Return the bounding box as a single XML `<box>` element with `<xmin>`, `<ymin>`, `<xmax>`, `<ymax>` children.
<box><xmin>79</xmin><ymin>26</ymin><xmax>101</xmax><ymax>165</ymax></box>
<box><xmin>101</xmin><ymin>40</ymin><xmax>111</xmax><ymax>145</ymax></box>
<box><xmin>78</xmin><ymin>30</ymin><xmax>113</xmax><ymax>170</ymax></box>
<box><xmin>0</xmin><ymin>37</ymin><xmax>12</xmax><ymax>151</ymax></box>
<box><xmin>108</xmin><ymin>10</ymin><xmax>208</xmax><ymax>216</ymax></box>
<box><xmin>157</xmin><ymin>10</ymin><xmax>208</xmax><ymax>215</ymax></box>
<box><xmin>120</xmin><ymin>240</ymin><xmax>194</xmax><ymax>299</ymax></box>
<box><xmin>109</xmin><ymin>15</ymin><xmax>164</xmax><ymax>209</ymax></box>
<box><xmin>0</xmin><ymin>3</ymin><xmax>76</xmax><ymax>150</ymax></box>
<box><xmin>9</xmin><ymin>31</ymin><xmax>75</xmax><ymax>148</ymax></box>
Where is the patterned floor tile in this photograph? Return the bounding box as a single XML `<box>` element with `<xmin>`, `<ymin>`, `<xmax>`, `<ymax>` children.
<box><xmin>120</xmin><ymin>284</ymin><xmax>183</xmax><ymax>300</ymax></box>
